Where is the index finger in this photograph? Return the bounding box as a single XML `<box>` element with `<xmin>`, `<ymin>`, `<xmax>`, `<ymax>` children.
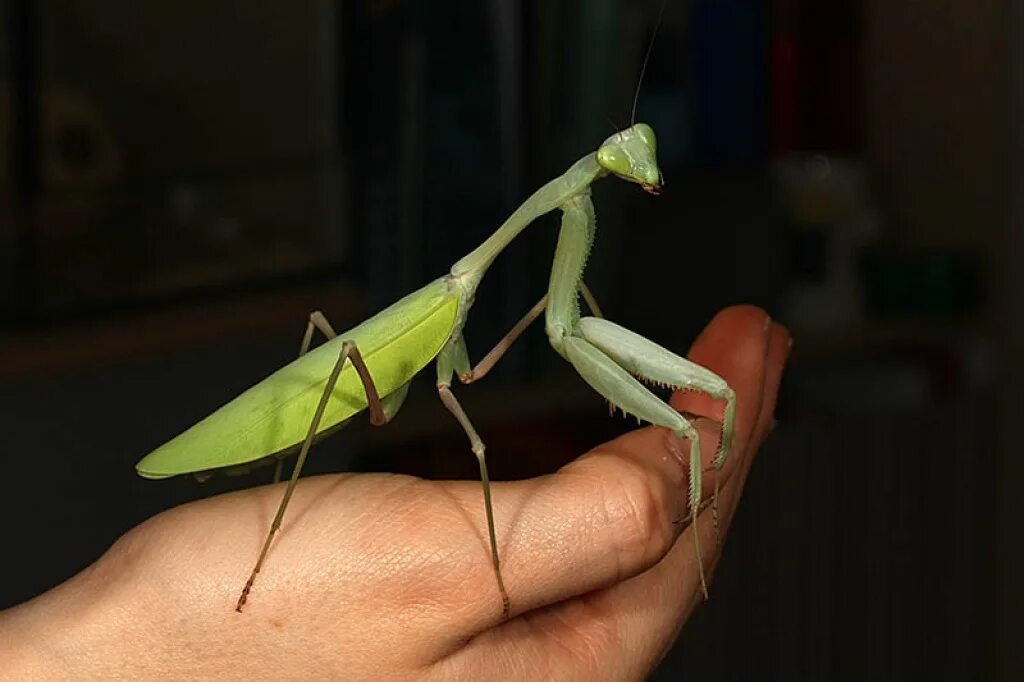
<box><xmin>671</xmin><ymin>304</ymin><xmax>773</xmax><ymax>469</ymax></box>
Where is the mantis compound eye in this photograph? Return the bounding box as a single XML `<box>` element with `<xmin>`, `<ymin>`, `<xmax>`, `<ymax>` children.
<box><xmin>634</xmin><ymin>123</ymin><xmax>656</xmax><ymax>153</ymax></box>
<box><xmin>597</xmin><ymin>146</ymin><xmax>631</xmax><ymax>176</ymax></box>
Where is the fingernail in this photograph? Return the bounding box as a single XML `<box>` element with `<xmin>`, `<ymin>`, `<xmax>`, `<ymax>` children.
<box><xmin>763</xmin><ymin>315</ymin><xmax>773</xmax><ymax>332</ymax></box>
<box><xmin>662</xmin><ymin>431</ymin><xmax>691</xmax><ymax>488</ymax></box>
<box><xmin>664</xmin><ymin>431</ymin><xmax>686</xmax><ymax>467</ymax></box>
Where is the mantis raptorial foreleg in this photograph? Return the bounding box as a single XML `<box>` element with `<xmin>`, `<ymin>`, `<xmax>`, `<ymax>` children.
<box><xmin>237</xmin><ymin>336</ymin><xmax>394</xmax><ymax>611</ymax></box>
<box><xmin>562</xmin><ymin>335</ymin><xmax>708</xmax><ymax>595</ymax></box>
<box><xmin>572</xmin><ymin>319</ymin><xmax>738</xmax><ymax>593</ymax></box>
<box><xmin>544</xmin><ymin>192</ymin><xmax>734</xmax><ymax>599</ymax></box>
<box><xmin>576</xmin><ymin>317</ymin><xmax>737</xmax><ymax>541</ymax></box>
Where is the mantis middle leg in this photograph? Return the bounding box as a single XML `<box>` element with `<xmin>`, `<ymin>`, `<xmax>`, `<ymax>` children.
<box><xmin>435</xmin><ymin>336</ymin><xmax>510</xmax><ymax>618</ymax></box>
<box><xmin>544</xmin><ymin>192</ymin><xmax>736</xmax><ymax>599</ymax></box>
<box><xmin>271</xmin><ymin>312</ymin><xmax>343</xmax><ymax>483</ymax></box>
<box><xmin>458</xmin><ymin>281</ymin><xmax>603</xmax><ymax>385</ymax></box>
<box><xmin>434</xmin><ymin>285</ymin><xmax>604</xmax><ymax>618</ymax></box>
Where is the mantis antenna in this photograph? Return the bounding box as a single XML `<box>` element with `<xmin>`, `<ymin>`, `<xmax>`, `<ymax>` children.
<box><xmin>630</xmin><ymin>0</ymin><xmax>668</xmax><ymax>126</ymax></box>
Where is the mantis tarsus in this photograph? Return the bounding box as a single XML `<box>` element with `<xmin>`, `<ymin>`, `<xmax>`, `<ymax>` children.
<box><xmin>135</xmin><ymin>122</ymin><xmax>736</xmax><ymax>617</ymax></box>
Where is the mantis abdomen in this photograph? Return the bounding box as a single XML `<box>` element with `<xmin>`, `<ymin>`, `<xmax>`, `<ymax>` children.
<box><xmin>136</xmin><ymin>277</ymin><xmax>460</xmax><ymax>479</ymax></box>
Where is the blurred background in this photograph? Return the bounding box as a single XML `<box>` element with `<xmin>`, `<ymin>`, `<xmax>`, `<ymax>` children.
<box><xmin>1</xmin><ymin>0</ymin><xmax>1020</xmax><ymax>678</ymax></box>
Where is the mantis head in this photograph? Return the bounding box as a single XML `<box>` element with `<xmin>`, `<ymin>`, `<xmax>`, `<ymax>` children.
<box><xmin>597</xmin><ymin>123</ymin><xmax>662</xmax><ymax>195</ymax></box>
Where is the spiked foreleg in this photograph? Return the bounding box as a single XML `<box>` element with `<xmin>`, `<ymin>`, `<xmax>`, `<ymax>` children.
<box><xmin>562</xmin><ymin>337</ymin><xmax>708</xmax><ymax>598</ymax></box>
<box><xmin>577</xmin><ymin>317</ymin><xmax>736</xmax><ymax>468</ymax></box>
<box><xmin>545</xmin><ymin>191</ymin><xmax>713</xmax><ymax>598</ymax></box>
<box><xmin>576</xmin><ymin>316</ymin><xmax>736</xmax><ymax>559</ymax></box>
<box><xmin>544</xmin><ymin>193</ymin><xmax>595</xmax><ymax>353</ymax></box>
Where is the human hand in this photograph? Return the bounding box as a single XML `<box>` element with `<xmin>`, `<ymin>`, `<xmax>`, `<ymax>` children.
<box><xmin>0</xmin><ymin>306</ymin><xmax>790</xmax><ymax>680</ymax></box>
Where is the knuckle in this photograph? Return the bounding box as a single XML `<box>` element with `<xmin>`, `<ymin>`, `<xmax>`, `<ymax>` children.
<box><xmin>594</xmin><ymin>459</ymin><xmax>674</xmax><ymax>577</ymax></box>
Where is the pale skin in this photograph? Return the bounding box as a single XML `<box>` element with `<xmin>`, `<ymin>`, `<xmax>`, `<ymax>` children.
<box><xmin>0</xmin><ymin>306</ymin><xmax>790</xmax><ymax>680</ymax></box>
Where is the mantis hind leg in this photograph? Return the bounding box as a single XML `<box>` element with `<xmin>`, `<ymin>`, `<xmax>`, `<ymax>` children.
<box><xmin>299</xmin><ymin>310</ymin><xmax>337</xmax><ymax>356</ymax></box>
<box><xmin>273</xmin><ymin>311</ymin><xmax>344</xmax><ymax>484</ymax></box>
<box><xmin>236</xmin><ymin>335</ymin><xmax>392</xmax><ymax>612</ymax></box>
<box><xmin>273</xmin><ymin>311</ymin><xmax>411</xmax><ymax>481</ymax></box>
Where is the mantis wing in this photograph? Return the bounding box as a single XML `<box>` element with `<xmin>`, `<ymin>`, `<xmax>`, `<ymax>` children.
<box><xmin>136</xmin><ymin>277</ymin><xmax>460</xmax><ymax>479</ymax></box>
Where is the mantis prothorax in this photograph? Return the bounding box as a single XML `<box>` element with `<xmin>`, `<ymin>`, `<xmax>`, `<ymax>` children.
<box><xmin>135</xmin><ymin>123</ymin><xmax>736</xmax><ymax>617</ymax></box>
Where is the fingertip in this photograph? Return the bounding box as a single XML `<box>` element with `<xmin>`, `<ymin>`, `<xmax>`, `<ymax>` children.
<box><xmin>673</xmin><ymin>306</ymin><xmax>772</xmax><ymax>451</ymax></box>
<box><xmin>750</xmin><ymin>322</ymin><xmax>792</xmax><ymax>449</ymax></box>
<box><xmin>690</xmin><ymin>305</ymin><xmax>771</xmax><ymax>351</ymax></box>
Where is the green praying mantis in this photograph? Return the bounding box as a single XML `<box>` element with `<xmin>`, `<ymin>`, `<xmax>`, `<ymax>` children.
<box><xmin>135</xmin><ymin>122</ymin><xmax>736</xmax><ymax>617</ymax></box>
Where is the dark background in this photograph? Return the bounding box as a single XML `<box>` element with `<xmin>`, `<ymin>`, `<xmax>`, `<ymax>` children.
<box><xmin>1</xmin><ymin>1</ymin><xmax>1021</xmax><ymax>679</ymax></box>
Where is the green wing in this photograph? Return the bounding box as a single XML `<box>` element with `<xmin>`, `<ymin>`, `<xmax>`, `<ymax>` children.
<box><xmin>136</xmin><ymin>277</ymin><xmax>459</xmax><ymax>478</ymax></box>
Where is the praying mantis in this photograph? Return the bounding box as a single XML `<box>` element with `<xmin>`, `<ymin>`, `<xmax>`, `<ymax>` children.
<box><xmin>135</xmin><ymin>122</ymin><xmax>736</xmax><ymax>617</ymax></box>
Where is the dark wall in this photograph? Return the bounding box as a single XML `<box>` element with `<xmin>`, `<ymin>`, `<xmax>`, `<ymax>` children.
<box><xmin>1</xmin><ymin>1</ymin><xmax>1018</xmax><ymax>678</ymax></box>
